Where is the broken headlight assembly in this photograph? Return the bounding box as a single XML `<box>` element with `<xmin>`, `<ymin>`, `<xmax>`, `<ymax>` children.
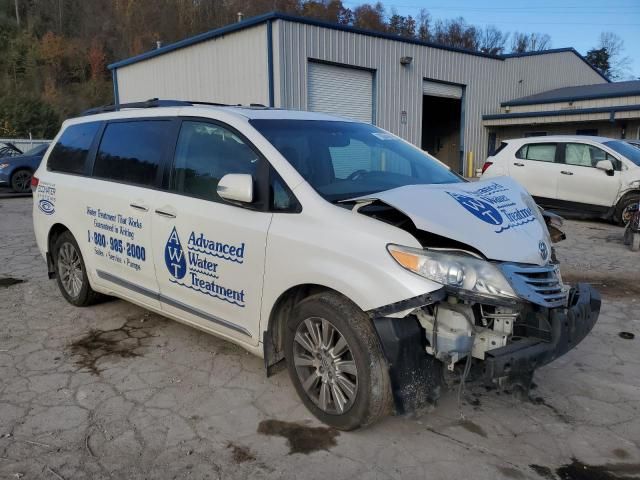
<box><xmin>387</xmin><ymin>244</ymin><xmax>518</xmax><ymax>304</ymax></box>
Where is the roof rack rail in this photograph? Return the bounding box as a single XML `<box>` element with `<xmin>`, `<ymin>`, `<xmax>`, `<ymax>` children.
<box><xmin>81</xmin><ymin>98</ymin><xmax>192</xmax><ymax>116</ymax></box>
<box><xmin>80</xmin><ymin>98</ymin><xmax>272</xmax><ymax>116</ymax></box>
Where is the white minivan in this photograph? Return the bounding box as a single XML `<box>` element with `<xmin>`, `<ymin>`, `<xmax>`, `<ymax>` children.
<box><xmin>32</xmin><ymin>100</ymin><xmax>600</xmax><ymax>430</ymax></box>
<box><xmin>481</xmin><ymin>135</ymin><xmax>640</xmax><ymax>224</ymax></box>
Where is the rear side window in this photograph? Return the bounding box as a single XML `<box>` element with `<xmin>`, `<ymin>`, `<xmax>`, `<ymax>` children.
<box><xmin>516</xmin><ymin>143</ymin><xmax>557</xmax><ymax>162</ymax></box>
<box><xmin>93</xmin><ymin>121</ymin><xmax>172</xmax><ymax>187</ymax></box>
<box><xmin>48</xmin><ymin>122</ymin><xmax>100</xmax><ymax>174</ymax></box>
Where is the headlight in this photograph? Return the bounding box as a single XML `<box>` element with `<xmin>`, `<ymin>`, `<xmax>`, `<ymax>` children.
<box><xmin>0</xmin><ymin>163</ymin><xmax>9</xmax><ymax>170</ymax></box>
<box><xmin>388</xmin><ymin>244</ymin><xmax>518</xmax><ymax>301</ymax></box>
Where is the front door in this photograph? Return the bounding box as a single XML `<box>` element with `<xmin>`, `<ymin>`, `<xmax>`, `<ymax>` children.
<box><xmin>557</xmin><ymin>142</ymin><xmax>621</xmax><ymax>209</ymax></box>
<box><xmin>150</xmin><ymin>119</ymin><xmax>272</xmax><ymax>345</ymax></box>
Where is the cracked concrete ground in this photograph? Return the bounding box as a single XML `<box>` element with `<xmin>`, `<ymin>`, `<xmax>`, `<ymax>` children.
<box><xmin>1</xmin><ymin>197</ymin><xmax>639</xmax><ymax>479</ymax></box>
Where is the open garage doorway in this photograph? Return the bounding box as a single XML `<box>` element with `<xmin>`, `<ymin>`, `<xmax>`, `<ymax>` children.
<box><xmin>421</xmin><ymin>80</ymin><xmax>463</xmax><ymax>172</ymax></box>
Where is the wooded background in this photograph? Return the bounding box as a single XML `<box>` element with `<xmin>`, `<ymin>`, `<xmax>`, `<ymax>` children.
<box><xmin>0</xmin><ymin>1</ymin><xmax>626</xmax><ymax>139</ymax></box>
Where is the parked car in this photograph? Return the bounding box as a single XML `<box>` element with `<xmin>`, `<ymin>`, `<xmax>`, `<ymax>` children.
<box><xmin>0</xmin><ymin>142</ymin><xmax>22</xmax><ymax>159</ymax></box>
<box><xmin>0</xmin><ymin>143</ymin><xmax>50</xmax><ymax>193</ymax></box>
<box><xmin>32</xmin><ymin>100</ymin><xmax>600</xmax><ymax>430</ymax></box>
<box><xmin>481</xmin><ymin>135</ymin><xmax>640</xmax><ymax>224</ymax></box>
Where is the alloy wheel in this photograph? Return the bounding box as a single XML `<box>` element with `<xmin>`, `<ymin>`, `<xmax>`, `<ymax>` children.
<box><xmin>292</xmin><ymin>317</ymin><xmax>358</xmax><ymax>415</ymax></box>
<box><xmin>12</xmin><ymin>170</ymin><xmax>32</xmax><ymax>193</ymax></box>
<box><xmin>58</xmin><ymin>242</ymin><xmax>83</xmax><ymax>298</ymax></box>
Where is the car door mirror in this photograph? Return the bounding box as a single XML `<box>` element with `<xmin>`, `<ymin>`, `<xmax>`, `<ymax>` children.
<box><xmin>595</xmin><ymin>159</ymin><xmax>614</xmax><ymax>175</ymax></box>
<box><xmin>217</xmin><ymin>174</ymin><xmax>254</xmax><ymax>203</ymax></box>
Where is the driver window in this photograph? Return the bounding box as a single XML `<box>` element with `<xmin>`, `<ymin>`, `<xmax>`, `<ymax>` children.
<box><xmin>564</xmin><ymin>143</ymin><xmax>617</xmax><ymax>168</ymax></box>
<box><xmin>170</xmin><ymin>121</ymin><xmax>260</xmax><ymax>203</ymax></box>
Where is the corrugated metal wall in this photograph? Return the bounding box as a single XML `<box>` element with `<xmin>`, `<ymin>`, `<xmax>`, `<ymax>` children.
<box><xmin>274</xmin><ymin>19</ymin><xmax>606</xmax><ymax>167</ymax></box>
<box><xmin>116</xmin><ymin>24</ymin><xmax>270</xmax><ymax>105</ymax></box>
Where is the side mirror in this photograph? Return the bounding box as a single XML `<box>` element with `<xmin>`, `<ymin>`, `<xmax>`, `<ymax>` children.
<box><xmin>217</xmin><ymin>173</ymin><xmax>254</xmax><ymax>203</ymax></box>
<box><xmin>595</xmin><ymin>159</ymin><xmax>614</xmax><ymax>175</ymax></box>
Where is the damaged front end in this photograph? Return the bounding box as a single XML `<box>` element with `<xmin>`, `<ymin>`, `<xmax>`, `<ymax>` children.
<box><xmin>355</xmin><ymin>180</ymin><xmax>600</xmax><ymax>415</ymax></box>
<box><xmin>369</xmin><ymin>273</ymin><xmax>600</xmax><ymax>414</ymax></box>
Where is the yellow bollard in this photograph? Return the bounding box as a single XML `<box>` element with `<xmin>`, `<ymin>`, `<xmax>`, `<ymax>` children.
<box><xmin>466</xmin><ymin>151</ymin><xmax>474</xmax><ymax>178</ymax></box>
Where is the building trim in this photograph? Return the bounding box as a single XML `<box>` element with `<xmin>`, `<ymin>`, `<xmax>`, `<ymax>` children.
<box><xmin>483</xmin><ymin>104</ymin><xmax>640</xmax><ymax>121</ymax></box>
<box><xmin>502</xmin><ymin>89</ymin><xmax>640</xmax><ymax>107</ymax></box>
<box><xmin>267</xmin><ymin>19</ymin><xmax>274</xmax><ymax>107</ymax></box>
<box><xmin>107</xmin><ymin>11</ymin><xmax>604</xmax><ymax>74</ymax></box>
<box><xmin>112</xmin><ymin>69</ymin><xmax>119</xmax><ymax>106</ymax></box>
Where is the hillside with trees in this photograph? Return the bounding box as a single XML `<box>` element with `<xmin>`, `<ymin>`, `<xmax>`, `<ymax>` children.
<box><xmin>0</xmin><ymin>0</ymin><xmax>561</xmax><ymax>138</ymax></box>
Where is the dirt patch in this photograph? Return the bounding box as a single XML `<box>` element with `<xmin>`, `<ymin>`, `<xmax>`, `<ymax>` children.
<box><xmin>68</xmin><ymin>318</ymin><xmax>154</xmax><ymax>375</ymax></box>
<box><xmin>497</xmin><ymin>466</ymin><xmax>525</xmax><ymax>479</ymax></box>
<box><xmin>257</xmin><ymin>420</ymin><xmax>339</xmax><ymax>455</ymax></box>
<box><xmin>0</xmin><ymin>277</ymin><xmax>24</xmax><ymax>288</ymax></box>
<box><xmin>531</xmin><ymin>397</ymin><xmax>572</xmax><ymax>423</ymax></box>
<box><xmin>619</xmin><ymin>332</ymin><xmax>635</xmax><ymax>340</ymax></box>
<box><xmin>226</xmin><ymin>442</ymin><xmax>256</xmax><ymax>464</ymax></box>
<box><xmin>457</xmin><ymin>419</ymin><xmax>487</xmax><ymax>438</ymax></box>
<box><xmin>613</xmin><ymin>449</ymin><xmax>631</xmax><ymax>460</ymax></box>
<box><xmin>555</xmin><ymin>458</ymin><xmax>640</xmax><ymax>480</ymax></box>
<box><xmin>562</xmin><ymin>273</ymin><xmax>640</xmax><ymax>298</ymax></box>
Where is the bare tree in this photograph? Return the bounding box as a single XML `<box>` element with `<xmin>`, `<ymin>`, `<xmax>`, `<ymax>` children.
<box><xmin>477</xmin><ymin>26</ymin><xmax>508</xmax><ymax>55</ymax></box>
<box><xmin>511</xmin><ymin>32</ymin><xmax>551</xmax><ymax>53</ymax></box>
<box><xmin>598</xmin><ymin>32</ymin><xmax>631</xmax><ymax>80</ymax></box>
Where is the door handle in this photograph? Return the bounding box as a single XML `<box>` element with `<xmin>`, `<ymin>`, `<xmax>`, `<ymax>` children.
<box><xmin>155</xmin><ymin>208</ymin><xmax>176</xmax><ymax>219</ymax></box>
<box><xmin>513</xmin><ymin>162</ymin><xmax>524</xmax><ymax>167</ymax></box>
<box><xmin>560</xmin><ymin>171</ymin><xmax>574</xmax><ymax>175</ymax></box>
<box><xmin>130</xmin><ymin>203</ymin><xmax>149</xmax><ymax>212</ymax></box>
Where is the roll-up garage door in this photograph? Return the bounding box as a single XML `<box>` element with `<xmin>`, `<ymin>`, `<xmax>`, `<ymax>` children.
<box><xmin>423</xmin><ymin>80</ymin><xmax>463</xmax><ymax>99</ymax></box>
<box><xmin>307</xmin><ymin>62</ymin><xmax>373</xmax><ymax>123</ymax></box>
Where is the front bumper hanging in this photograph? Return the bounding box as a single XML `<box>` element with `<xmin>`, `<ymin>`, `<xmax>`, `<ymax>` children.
<box><xmin>482</xmin><ymin>283</ymin><xmax>601</xmax><ymax>380</ymax></box>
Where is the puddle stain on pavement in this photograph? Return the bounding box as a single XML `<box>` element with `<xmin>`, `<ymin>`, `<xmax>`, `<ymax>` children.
<box><xmin>562</xmin><ymin>273</ymin><xmax>640</xmax><ymax>298</ymax></box>
<box><xmin>550</xmin><ymin>458</ymin><xmax>640</xmax><ymax>480</ymax></box>
<box><xmin>457</xmin><ymin>419</ymin><xmax>487</xmax><ymax>438</ymax></box>
<box><xmin>226</xmin><ymin>442</ymin><xmax>256</xmax><ymax>464</ymax></box>
<box><xmin>257</xmin><ymin>420</ymin><xmax>339</xmax><ymax>455</ymax></box>
<box><xmin>618</xmin><ymin>332</ymin><xmax>635</xmax><ymax>340</ymax></box>
<box><xmin>68</xmin><ymin>318</ymin><xmax>154</xmax><ymax>375</ymax></box>
<box><xmin>0</xmin><ymin>277</ymin><xmax>24</xmax><ymax>288</ymax></box>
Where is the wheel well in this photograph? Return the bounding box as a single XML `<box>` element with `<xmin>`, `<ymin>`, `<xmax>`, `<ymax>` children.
<box><xmin>263</xmin><ymin>284</ymin><xmax>342</xmax><ymax>375</ymax></box>
<box><xmin>615</xmin><ymin>190</ymin><xmax>640</xmax><ymax>222</ymax></box>
<box><xmin>48</xmin><ymin>223</ymin><xmax>70</xmax><ymax>258</ymax></box>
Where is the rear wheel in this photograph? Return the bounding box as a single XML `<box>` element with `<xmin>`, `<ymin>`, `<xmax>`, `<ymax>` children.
<box><xmin>53</xmin><ymin>231</ymin><xmax>103</xmax><ymax>306</ymax></box>
<box><xmin>285</xmin><ymin>291</ymin><xmax>392</xmax><ymax>430</ymax></box>
<box><xmin>10</xmin><ymin>169</ymin><xmax>32</xmax><ymax>193</ymax></box>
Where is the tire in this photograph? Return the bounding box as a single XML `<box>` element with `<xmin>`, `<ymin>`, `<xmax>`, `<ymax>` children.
<box><xmin>284</xmin><ymin>291</ymin><xmax>393</xmax><ymax>430</ymax></box>
<box><xmin>53</xmin><ymin>231</ymin><xmax>103</xmax><ymax>306</ymax></box>
<box><xmin>10</xmin><ymin>169</ymin><xmax>32</xmax><ymax>193</ymax></box>
<box><xmin>632</xmin><ymin>233</ymin><xmax>640</xmax><ymax>252</ymax></box>
<box><xmin>614</xmin><ymin>193</ymin><xmax>640</xmax><ymax>226</ymax></box>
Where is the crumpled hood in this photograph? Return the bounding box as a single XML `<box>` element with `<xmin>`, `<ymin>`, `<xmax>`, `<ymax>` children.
<box><xmin>355</xmin><ymin>176</ymin><xmax>552</xmax><ymax>266</ymax></box>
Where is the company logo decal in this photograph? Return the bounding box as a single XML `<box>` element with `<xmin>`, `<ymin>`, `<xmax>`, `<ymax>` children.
<box><xmin>164</xmin><ymin>227</ymin><xmax>246</xmax><ymax>308</ymax></box>
<box><xmin>538</xmin><ymin>240</ymin><xmax>549</xmax><ymax>261</ymax></box>
<box><xmin>165</xmin><ymin>227</ymin><xmax>187</xmax><ymax>279</ymax></box>
<box><xmin>446</xmin><ymin>182</ymin><xmax>536</xmax><ymax>234</ymax></box>
<box><xmin>36</xmin><ymin>181</ymin><xmax>56</xmax><ymax>215</ymax></box>
<box><xmin>38</xmin><ymin>199</ymin><xmax>55</xmax><ymax>215</ymax></box>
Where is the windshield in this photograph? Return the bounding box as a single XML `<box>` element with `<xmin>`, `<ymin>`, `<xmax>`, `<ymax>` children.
<box><xmin>251</xmin><ymin>120</ymin><xmax>462</xmax><ymax>202</ymax></box>
<box><xmin>604</xmin><ymin>140</ymin><xmax>640</xmax><ymax>167</ymax></box>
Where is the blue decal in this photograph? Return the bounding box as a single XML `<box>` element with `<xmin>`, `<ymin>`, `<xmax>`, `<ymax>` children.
<box><xmin>447</xmin><ymin>192</ymin><xmax>503</xmax><ymax>226</ymax></box>
<box><xmin>38</xmin><ymin>199</ymin><xmax>55</xmax><ymax>215</ymax></box>
<box><xmin>165</xmin><ymin>227</ymin><xmax>187</xmax><ymax>279</ymax></box>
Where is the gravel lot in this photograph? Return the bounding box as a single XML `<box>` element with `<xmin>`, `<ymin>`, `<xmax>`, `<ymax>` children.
<box><xmin>1</xmin><ymin>197</ymin><xmax>639</xmax><ymax>480</ymax></box>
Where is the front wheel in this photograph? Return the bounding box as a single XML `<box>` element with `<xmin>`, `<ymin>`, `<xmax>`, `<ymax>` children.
<box><xmin>53</xmin><ymin>231</ymin><xmax>103</xmax><ymax>306</ymax></box>
<box><xmin>614</xmin><ymin>193</ymin><xmax>640</xmax><ymax>226</ymax></box>
<box><xmin>285</xmin><ymin>292</ymin><xmax>393</xmax><ymax>430</ymax></box>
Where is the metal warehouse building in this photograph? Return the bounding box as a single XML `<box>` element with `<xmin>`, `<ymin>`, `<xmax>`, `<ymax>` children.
<box><xmin>108</xmin><ymin>12</ymin><xmax>608</xmax><ymax>174</ymax></box>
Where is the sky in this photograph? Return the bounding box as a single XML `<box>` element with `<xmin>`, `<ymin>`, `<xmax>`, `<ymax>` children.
<box><xmin>342</xmin><ymin>0</ymin><xmax>640</xmax><ymax>80</ymax></box>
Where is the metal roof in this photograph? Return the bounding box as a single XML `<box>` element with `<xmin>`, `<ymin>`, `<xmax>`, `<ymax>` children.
<box><xmin>502</xmin><ymin>80</ymin><xmax>640</xmax><ymax>107</ymax></box>
<box><xmin>483</xmin><ymin>103</ymin><xmax>640</xmax><ymax>121</ymax></box>
<box><xmin>107</xmin><ymin>11</ymin><xmax>608</xmax><ymax>82</ymax></box>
